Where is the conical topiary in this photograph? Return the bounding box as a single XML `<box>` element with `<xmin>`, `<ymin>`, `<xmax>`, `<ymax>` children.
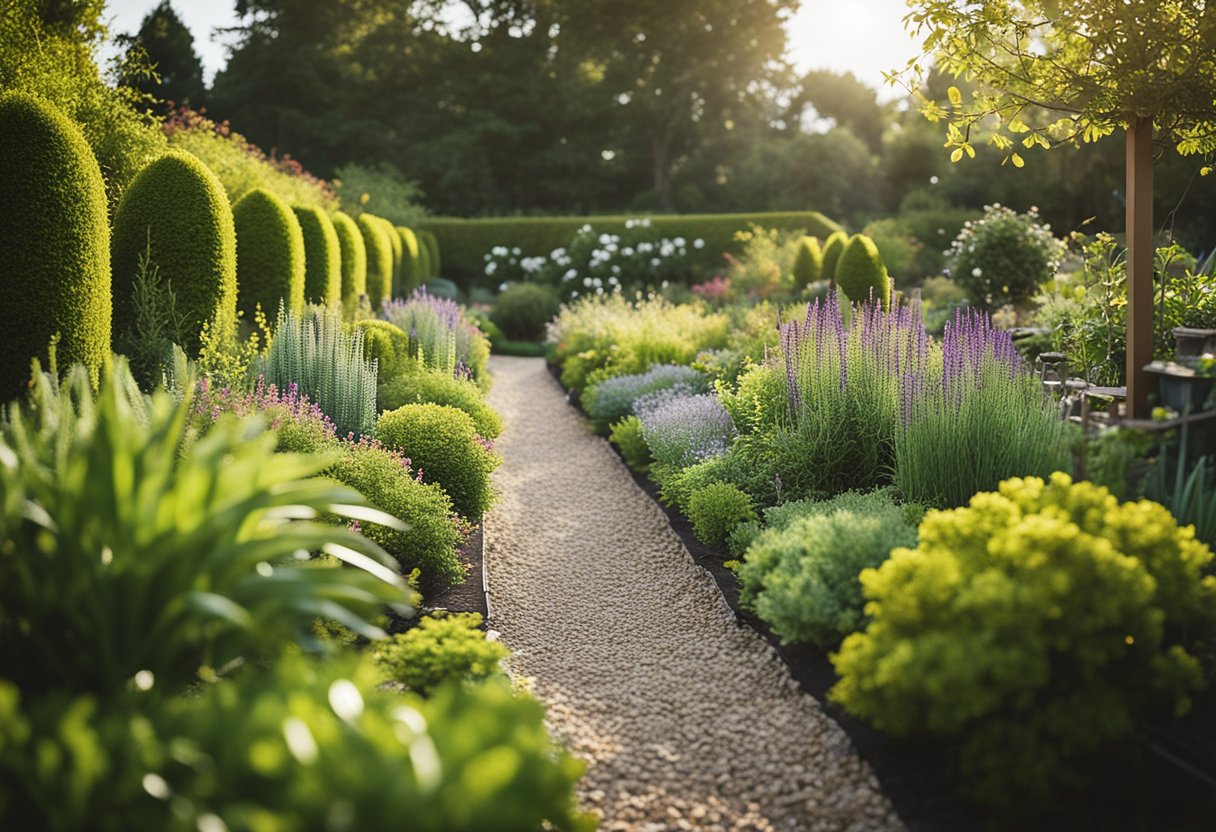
<box><xmin>792</xmin><ymin>236</ymin><xmax>823</xmax><ymax>292</ymax></box>
<box><xmin>0</xmin><ymin>92</ymin><xmax>111</xmax><ymax>399</ymax></box>
<box><xmin>232</xmin><ymin>188</ymin><xmax>306</xmax><ymax>318</ymax></box>
<box><xmin>293</xmin><ymin>205</ymin><xmax>342</xmax><ymax>307</ymax></box>
<box><xmin>835</xmin><ymin>233</ymin><xmax>890</xmax><ymax>309</ymax></box>
<box><xmin>419</xmin><ymin>229</ymin><xmax>441</xmax><ymax>277</ymax></box>
<box><xmin>821</xmin><ymin>230</ymin><xmax>848</xmax><ymax>286</ymax></box>
<box><xmin>332</xmin><ymin>210</ymin><xmax>367</xmax><ymax>304</ymax></box>
<box><xmin>112</xmin><ymin>150</ymin><xmax>237</xmax><ymax>353</ymax></box>
<box><xmin>358</xmin><ymin>213</ymin><xmax>393</xmax><ymax>310</ymax></box>
<box><xmin>398</xmin><ymin>226</ymin><xmax>424</xmax><ymax>294</ymax></box>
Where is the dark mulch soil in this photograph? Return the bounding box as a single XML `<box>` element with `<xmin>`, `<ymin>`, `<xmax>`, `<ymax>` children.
<box><xmin>386</xmin><ymin>523</ymin><xmax>488</xmax><ymax>636</ymax></box>
<box><xmin>548</xmin><ymin>360</ymin><xmax>1216</xmax><ymax>832</ymax></box>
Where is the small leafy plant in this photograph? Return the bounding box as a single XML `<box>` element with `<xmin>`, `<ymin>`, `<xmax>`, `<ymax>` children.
<box><xmin>371</xmin><ymin>613</ymin><xmax>508</xmax><ymax>695</ymax></box>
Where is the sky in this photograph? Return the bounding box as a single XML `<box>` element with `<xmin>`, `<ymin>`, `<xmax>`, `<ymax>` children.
<box><xmin>100</xmin><ymin>0</ymin><xmax>925</xmax><ymax>96</ymax></box>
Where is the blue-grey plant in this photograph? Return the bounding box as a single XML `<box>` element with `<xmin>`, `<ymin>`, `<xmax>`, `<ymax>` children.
<box><xmin>585</xmin><ymin>364</ymin><xmax>707</xmax><ymax>424</ymax></box>
<box><xmin>635</xmin><ymin>389</ymin><xmax>737</xmax><ymax>470</ymax></box>
<box><xmin>262</xmin><ymin>304</ymin><xmax>378</xmax><ymax>439</ymax></box>
<box><xmin>381</xmin><ymin>288</ymin><xmax>491</xmax><ymax>386</ymax></box>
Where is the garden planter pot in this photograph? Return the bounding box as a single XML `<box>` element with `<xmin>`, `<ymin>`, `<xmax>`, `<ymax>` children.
<box><xmin>1144</xmin><ymin>361</ymin><xmax>1215</xmax><ymax>414</ymax></box>
<box><xmin>1173</xmin><ymin>327</ymin><xmax>1216</xmax><ymax>360</ymax></box>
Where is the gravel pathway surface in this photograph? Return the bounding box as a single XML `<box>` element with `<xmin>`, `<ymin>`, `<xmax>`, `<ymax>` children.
<box><xmin>485</xmin><ymin>356</ymin><xmax>903</xmax><ymax>832</ymax></box>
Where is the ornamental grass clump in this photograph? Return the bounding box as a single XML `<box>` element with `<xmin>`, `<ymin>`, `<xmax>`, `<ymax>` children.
<box><xmin>382</xmin><ymin>288</ymin><xmax>491</xmax><ymax>387</ymax></box>
<box><xmin>894</xmin><ymin>307</ymin><xmax>1072</xmax><ymax>508</ymax></box>
<box><xmin>262</xmin><ymin>305</ymin><xmax>378</xmax><ymax>439</ymax></box>
<box><xmin>585</xmin><ymin>364</ymin><xmax>708</xmax><ymax>425</ymax></box>
<box><xmin>635</xmin><ymin>389</ymin><xmax>737</xmax><ymax>470</ymax></box>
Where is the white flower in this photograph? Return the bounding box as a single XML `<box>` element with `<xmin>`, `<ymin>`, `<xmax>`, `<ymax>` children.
<box><xmin>693</xmin><ymin>238</ymin><xmax>705</xmax><ymax>249</ymax></box>
<box><xmin>499</xmin><ymin>282</ymin><xmax>508</xmax><ymax>291</ymax></box>
<box><xmin>596</xmin><ymin>287</ymin><xmax>604</xmax><ymax>295</ymax></box>
<box><xmin>564</xmin><ymin>268</ymin><xmax>578</xmax><ymax>282</ymax></box>
<box><xmin>674</xmin><ymin>237</ymin><xmax>686</xmax><ymax>247</ymax></box>
<box><xmin>593</xmin><ymin>277</ymin><xmax>603</xmax><ymax>287</ymax></box>
<box><xmin>641</xmin><ymin>218</ymin><xmax>652</xmax><ymax>227</ymax></box>
<box><xmin>608</xmin><ymin>276</ymin><xmax>619</xmax><ymax>285</ymax></box>
<box><xmin>485</xmin><ymin>262</ymin><xmax>498</xmax><ymax>275</ymax></box>
<box><xmin>599</xmin><ymin>233</ymin><xmax>612</xmax><ymax>245</ymax></box>
<box><xmin>651</xmin><ymin>258</ymin><xmax>661</xmax><ymax>267</ymax></box>
<box><xmin>484</xmin><ymin>253</ymin><xmax>492</xmax><ymax>261</ymax></box>
<box><xmin>611</xmin><ymin>265</ymin><xmax>621</xmax><ymax>275</ymax></box>
<box><xmin>571</xmin><ymin>290</ymin><xmax>579</xmax><ymax>298</ymax></box>
<box><xmin>625</xmin><ymin>219</ymin><xmax>636</xmax><ymax>229</ymax></box>
<box><xmin>583</xmin><ymin>276</ymin><xmax>593</xmax><ymax>287</ymax></box>
<box><xmin>512</xmin><ymin>247</ymin><xmax>522</xmax><ymax>255</ymax></box>
<box><xmin>661</xmin><ymin>280</ymin><xmax>669</xmax><ymax>288</ymax></box>
<box><xmin>972</xmin><ymin>267</ymin><xmax>983</xmax><ymax>277</ymax></box>
<box><xmin>622</xmin><ymin>247</ymin><xmax>634</xmax><ymax>257</ymax></box>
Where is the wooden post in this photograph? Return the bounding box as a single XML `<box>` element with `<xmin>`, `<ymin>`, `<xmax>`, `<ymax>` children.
<box><xmin>1126</xmin><ymin>116</ymin><xmax>1154</xmax><ymax>419</ymax></box>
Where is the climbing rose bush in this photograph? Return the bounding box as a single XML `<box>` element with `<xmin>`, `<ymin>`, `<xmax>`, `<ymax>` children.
<box><xmin>830</xmin><ymin>473</ymin><xmax>1216</xmax><ymax>808</ymax></box>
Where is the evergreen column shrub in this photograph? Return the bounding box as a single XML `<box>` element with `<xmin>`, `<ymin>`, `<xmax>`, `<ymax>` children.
<box><xmin>358</xmin><ymin>214</ymin><xmax>394</xmax><ymax>310</ymax></box>
<box><xmin>0</xmin><ymin>92</ymin><xmax>111</xmax><ymax>399</ymax></box>
<box><xmin>836</xmin><ymin>234</ymin><xmax>890</xmax><ymax>309</ymax></box>
<box><xmin>111</xmin><ymin>150</ymin><xmax>237</xmax><ymax>353</ymax></box>
<box><xmin>792</xmin><ymin>236</ymin><xmax>823</xmax><ymax>291</ymax></box>
<box><xmin>398</xmin><ymin>226</ymin><xmax>424</xmax><ymax>293</ymax></box>
<box><xmin>821</xmin><ymin>229</ymin><xmax>849</xmax><ymax>285</ymax></box>
<box><xmin>232</xmin><ymin>188</ymin><xmax>306</xmax><ymax>318</ymax></box>
<box><xmin>292</xmin><ymin>205</ymin><xmax>342</xmax><ymax>307</ymax></box>
<box><xmin>380</xmin><ymin>217</ymin><xmax>404</xmax><ymax>296</ymax></box>
<box><xmin>332</xmin><ymin>210</ymin><xmax>367</xmax><ymax>304</ymax></box>
<box><xmin>419</xmin><ymin>229</ymin><xmax>442</xmax><ymax>277</ymax></box>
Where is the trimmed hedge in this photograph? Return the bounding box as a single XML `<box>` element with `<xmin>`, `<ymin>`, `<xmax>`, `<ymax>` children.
<box><xmin>397</xmin><ymin>226</ymin><xmax>423</xmax><ymax>295</ymax></box>
<box><xmin>0</xmin><ymin>92</ymin><xmax>111</xmax><ymax>399</ymax></box>
<box><xmin>292</xmin><ymin>205</ymin><xmax>342</xmax><ymax>307</ymax></box>
<box><xmin>358</xmin><ymin>213</ymin><xmax>393</xmax><ymax>310</ymax></box>
<box><xmin>836</xmin><ymin>233</ymin><xmax>890</xmax><ymax>309</ymax></box>
<box><xmin>232</xmin><ymin>188</ymin><xmax>306</xmax><ymax>318</ymax></box>
<box><xmin>418</xmin><ymin>229</ymin><xmax>442</xmax><ymax>276</ymax></box>
<box><xmin>379</xmin><ymin>216</ymin><xmax>403</xmax><ymax>295</ymax></box>
<box><xmin>422</xmin><ymin>211</ymin><xmax>844</xmax><ymax>285</ymax></box>
<box><xmin>332</xmin><ymin>210</ymin><xmax>367</xmax><ymax>304</ymax></box>
<box><xmin>112</xmin><ymin>150</ymin><xmax>237</xmax><ymax>353</ymax></box>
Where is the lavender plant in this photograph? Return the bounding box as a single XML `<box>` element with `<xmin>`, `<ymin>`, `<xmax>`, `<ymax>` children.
<box><xmin>585</xmin><ymin>364</ymin><xmax>708</xmax><ymax>425</ymax></box>
<box><xmin>635</xmin><ymin>389</ymin><xmax>737</xmax><ymax>470</ymax></box>
<box><xmin>382</xmin><ymin>288</ymin><xmax>491</xmax><ymax>387</ymax></box>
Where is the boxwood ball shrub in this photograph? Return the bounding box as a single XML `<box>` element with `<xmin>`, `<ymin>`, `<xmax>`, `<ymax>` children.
<box><xmin>0</xmin><ymin>92</ymin><xmax>111</xmax><ymax>398</ymax></box>
<box><xmin>357</xmin><ymin>319</ymin><xmax>411</xmax><ymax>381</ymax></box>
<box><xmin>686</xmin><ymin>482</ymin><xmax>757</xmax><ymax>547</ymax></box>
<box><xmin>359</xmin><ymin>213</ymin><xmax>394</xmax><ymax>310</ymax></box>
<box><xmin>293</xmin><ymin>205</ymin><xmax>342</xmax><ymax>306</ymax></box>
<box><xmin>332</xmin><ymin>210</ymin><xmax>367</xmax><ymax>303</ymax></box>
<box><xmin>378</xmin><ymin>364</ymin><xmax>504</xmax><ymax>438</ymax></box>
<box><xmin>792</xmin><ymin>236</ymin><xmax>823</xmax><ymax>291</ymax></box>
<box><xmin>232</xmin><ymin>188</ymin><xmax>306</xmax><ymax>318</ymax></box>
<box><xmin>491</xmin><ymin>282</ymin><xmax>561</xmax><ymax>342</ymax></box>
<box><xmin>737</xmin><ymin>490</ymin><xmax>916</xmax><ymax>647</ymax></box>
<box><xmin>820</xmin><ymin>229</ymin><xmax>848</xmax><ymax>283</ymax></box>
<box><xmin>835</xmin><ymin>233</ymin><xmax>889</xmax><ymax>309</ymax></box>
<box><xmin>947</xmin><ymin>203</ymin><xmax>1066</xmax><ymax>307</ymax></box>
<box><xmin>398</xmin><ymin>226</ymin><xmax>424</xmax><ymax>293</ymax></box>
<box><xmin>831</xmin><ymin>473</ymin><xmax>1216</xmax><ymax>807</ymax></box>
<box><xmin>375</xmin><ymin>403</ymin><xmax>501</xmax><ymax>519</ymax></box>
<box><xmin>371</xmin><ymin>612</ymin><xmax>508</xmax><ymax>695</ymax></box>
<box><xmin>327</xmin><ymin>439</ymin><xmax>464</xmax><ymax>589</ymax></box>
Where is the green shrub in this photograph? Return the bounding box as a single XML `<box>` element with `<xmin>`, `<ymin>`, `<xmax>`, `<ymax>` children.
<box><xmin>332</xmin><ymin>210</ymin><xmax>368</xmax><ymax>304</ymax></box>
<box><xmin>262</xmin><ymin>306</ymin><xmax>378</xmax><ymax>438</ymax></box>
<box><xmin>835</xmin><ymin>233</ymin><xmax>890</xmax><ymax>308</ymax></box>
<box><xmin>0</xmin><ymin>91</ymin><xmax>110</xmax><ymax>399</ymax></box>
<box><xmin>332</xmin><ymin>161</ymin><xmax>427</xmax><ymax>227</ymax></box>
<box><xmin>417</xmin><ymin>234</ymin><xmax>433</xmax><ymax>279</ymax></box>
<box><xmin>359</xmin><ymin>213</ymin><xmax>394</xmax><ymax>310</ymax></box>
<box><xmin>419</xmin><ymin>229</ymin><xmax>442</xmax><ymax>276</ymax></box>
<box><xmin>375</xmin><ymin>404</ymin><xmax>501</xmax><ymax>519</ymax></box>
<box><xmin>609</xmin><ymin>415</ymin><xmax>652</xmax><ymax>473</ymax></box>
<box><xmin>372</xmin><ymin>613</ymin><xmax>508</xmax><ymax>695</ymax></box>
<box><xmin>0</xmin><ymin>359</ymin><xmax>411</xmax><ymax>699</ymax></box>
<box><xmin>686</xmin><ymin>482</ymin><xmax>757</xmax><ymax>547</ymax></box>
<box><xmin>738</xmin><ymin>490</ymin><xmax>915</xmax><ymax>647</ymax></box>
<box><xmin>792</xmin><ymin>236</ymin><xmax>823</xmax><ymax>291</ymax></box>
<box><xmin>293</xmin><ymin>205</ymin><xmax>342</xmax><ymax>306</ymax></box>
<box><xmin>398</xmin><ymin>226</ymin><xmax>424</xmax><ymax>293</ymax></box>
<box><xmin>381</xmin><ymin>216</ymin><xmax>405</xmax><ymax>293</ymax></box>
<box><xmin>947</xmin><ymin>203</ymin><xmax>1066</xmax><ymax>307</ymax></box>
<box><xmin>424</xmin><ymin>276</ymin><xmax>460</xmax><ymax>300</ymax></box>
<box><xmin>831</xmin><ymin>473</ymin><xmax>1216</xmax><ymax>807</ymax></box>
<box><xmin>232</xmin><ymin>188</ymin><xmax>306</xmax><ymax>318</ymax></box>
<box><xmin>492</xmin><ymin>283</ymin><xmax>562</xmax><ymax>342</ymax></box>
<box><xmin>326</xmin><ymin>439</ymin><xmax>463</xmax><ymax>589</ymax></box>
<box><xmin>357</xmin><ymin>319</ymin><xmax>411</xmax><ymax>381</ymax></box>
<box><xmin>820</xmin><ymin>229</ymin><xmax>848</xmax><ymax>283</ymax></box>
<box><xmin>382</xmin><ymin>291</ymin><xmax>493</xmax><ymax>389</ymax></box>
<box><xmin>379</xmin><ymin>365</ymin><xmax>504</xmax><ymax>438</ymax></box>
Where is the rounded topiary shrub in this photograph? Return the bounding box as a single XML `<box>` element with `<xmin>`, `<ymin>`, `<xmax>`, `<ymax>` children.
<box><xmin>293</xmin><ymin>206</ymin><xmax>341</xmax><ymax>307</ymax></box>
<box><xmin>111</xmin><ymin>150</ymin><xmax>236</xmax><ymax>355</ymax></box>
<box><xmin>419</xmin><ymin>229</ymin><xmax>442</xmax><ymax>276</ymax></box>
<box><xmin>358</xmin><ymin>214</ymin><xmax>393</xmax><ymax>310</ymax></box>
<box><xmin>374</xmin><ymin>403</ymin><xmax>501</xmax><ymax>519</ymax></box>
<box><xmin>398</xmin><ymin>227</ymin><xmax>424</xmax><ymax>293</ymax></box>
<box><xmin>232</xmin><ymin>188</ymin><xmax>306</xmax><ymax>318</ymax></box>
<box><xmin>326</xmin><ymin>440</ymin><xmax>463</xmax><ymax>590</ymax></box>
<box><xmin>792</xmin><ymin>236</ymin><xmax>823</xmax><ymax>292</ymax></box>
<box><xmin>946</xmin><ymin>203</ymin><xmax>1066</xmax><ymax>307</ymax></box>
<box><xmin>831</xmin><ymin>473</ymin><xmax>1216</xmax><ymax>808</ymax></box>
<box><xmin>378</xmin><ymin>365</ymin><xmax>503</xmax><ymax>439</ymax></box>
<box><xmin>331</xmin><ymin>211</ymin><xmax>367</xmax><ymax>304</ymax></box>
<box><xmin>491</xmin><ymin>283</ymin><xmax>561</xmax><ymax>342</ymax></box>
<box><xmin>371</xmin><ymin>612</ymin><xmax>508</xmax><ymax>695</ymax></box>
<box><xmin>820</xmin><ymin>229</ymin><xmax>848</xmax><ymax>284</ymax></box>
<box><xmin>378</xmin><ymin>216</ymin><xmax>403</xmax><ymax>296</ymax></box>
<box><xmin>0</xmin><ymin>92</ymin><xmax>111</xmax><ymax>399</ymax></box>
<box><xmin>356</xmin><ymin>319</ymin><xmax>410</xmax><ymax>382</ymax></box>
<box><xmin>835</xmin><ymin>234</ymin><xmax>889</xmax><ymax>309</ymax></box>
<box><xmin>686</xmin><ymin>482</ymin><xmax>756</xmax><ymax>547</ymax></box>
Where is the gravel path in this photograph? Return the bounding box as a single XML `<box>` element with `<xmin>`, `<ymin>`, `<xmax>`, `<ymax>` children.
<box><xmin>485</xmin><ymin>356</ymin><xmax>902</xmax><ymax>832</ymax></box>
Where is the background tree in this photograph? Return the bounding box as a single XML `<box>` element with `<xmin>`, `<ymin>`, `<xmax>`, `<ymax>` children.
<box><xmin>117</xmin><ymin>0</ymin><xmax>206</xmax><ymax>110</ymax></box>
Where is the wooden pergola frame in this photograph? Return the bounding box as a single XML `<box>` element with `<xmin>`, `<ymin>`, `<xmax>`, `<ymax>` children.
<box><xmin>1126</xmin><ymin>117</ymin><xmax>1154</xmax><ymax>419</ymax></box>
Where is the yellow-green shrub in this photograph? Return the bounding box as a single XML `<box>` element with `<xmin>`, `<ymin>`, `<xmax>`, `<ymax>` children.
<box><xmin>792</xmin><ymin>236</ymin><xmax>823</xmax><ymax>291</ymax></box>
<box><xmin>358</xmin><ymin>213</ymin><xmax>394</xmax><ymax>310</ymax></box>
<box><xmin>378</xmin><ymin>364</ymin><xmax>503</xmax><ymax>439</ymax></box>
<box><xmin>835</xmin><ymin>233</ymin><xmax>889</xmax><ymax>308</ymax></box>
<box><xmin>293</xmin><ymin>205</ymin><xmax>341</xmax><ymax>306</ymax></box>
<box><xmin>357</xmin><ymin>320</ymin><xmax>410</xmax><ymax>382</ymax></box>
<box><xmin>418</xmin><ymin>229</ymin><xmax>441</xmax><ymax>276</ymax></box>
<box><xmin>371</xmin><ymin>613</ymin><xmax>508</xmax><ymax>695</ymax></box>
<box><xmin>398</xmin><ymin>226</ymin><xmax>424</xmax><ymax>293</ymax></box>
<box><xmin>820</xmin><ymin>229</ymin><xmax>848</xmax><ymax>283</ymax></box>
<box><xmin>232</xmin><ymin>188</ymin><xmax>305</xmax><ymax>318</ymax></box>
<box><xmin>332</xmin><ymin>210</ymin><xmax>367</xmax><ymax>304</ymax></box>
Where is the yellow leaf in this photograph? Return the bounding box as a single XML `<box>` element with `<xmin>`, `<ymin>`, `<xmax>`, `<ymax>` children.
<box><xmin>947</xmin><ymin>86</ymin><xmax>962</xmax><ymax>106</ymax></box>
<box><xmin>1202</xmin><ymin>166</ymin><xmax>1212</xmax><ymax>176</ymax></box>
<box><xmin>950</xmin><ymin>147</ymin><xmax>964</xmax><ymax>163</ymax></box>
<box><xmin>1009</xmin><ymin>118</ymin><xmax>1030</xmax><ymax>134</ymax></box>
<box><xmin>1012</xmin><ymin>153</ymin><xmax>1025</xmax><ymax>168</ymax></box>
<box><xmin>964</xmin><ymin>143</ymin><xmax>975</xmax><ymax>159</ymax></box>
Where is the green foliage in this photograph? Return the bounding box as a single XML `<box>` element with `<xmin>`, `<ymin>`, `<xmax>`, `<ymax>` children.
<box><xmin>419</xmin><ymin>229</ymin><xmax>442</xmax><ymax>276</ymax></box>
<box><xmin>378</xmin><ymin>364</ymin><xmax>504</xmax><ymax>439</ymax></box>
<box><xmin>0</xmin><ymin>91</ymin><xmax>111</xmax><ymax>399</ymax></box>
<box><xmin>426</xmin><ymin>212</ymin><xmax>843</xmax><ymax>283</ymax></box>
<box><xmin>835</xmin><ymin>233</ymin><xmax>890</xmax><ymax>308</ymax></box>
<box><xmin>723</xmin><ymin>226</ymin><xmax>804</xmax><ymax>300</ymax></box>
<box><xmin>232</xmin><ymin>188</ymin><xmax>306</xmax><ymax>318</ymax></box>
<box><xmin>792</xmin><ymin>236</ymin><xmax>823</xmax><ymax>291</ymax></box>
<box><xmin>293</xmin><ymin>205</ymin><xmax>342</xmax><ymax>306</ymax></box>
<box><xmin>820</xmin><ymin>230</ymin><xmax>848</xmax><ymax>282</ymax></box>
<box><xmin>112</xmin><ymin>149</ymin><xmax>238</xmax><ymax>353</ymax></box>
<box><xmin>0</xmin><ymin>359</ymin><xmax>412</xmax><ymax>700</ymax></box>
<box><xmin>947</xmin><ymin>204</ymin><xmax>1065</xmax><ymax>307</ymax></box>
<box><xmin>262</xmin><ymin>306</ymin><xmax>378</xmax><ymax>438</ymax></box>
<box><xmin>332</xmin><ymin>210</ymin><xmax>368</xmax><ymax>306</ymax></box>
<box><xmin>831</xmin><ymin>473</ymin><xmax>1216</xmax><ymax>807</ymax></box>
<box><xmin>609</xmin><ymin>415</ymin><xmax>653</xmax><ymax>473</ymax></box>
<box><xmin>372</xmin><ymin>613</ymin><xmax>509</xmax><ymax>695</ymax></box>
<box><xmin>717</xmin><ymin>361</ymin><xmax>789</xmax><ymax>435</ymax></box>
<box><xmin>118</xmin><ymin>237</ymin><xmax>185</xmax><ymax>389</ymax></box>
<box><xmin>357</xmin><ymin>319</ymin><xmax>411</xmax><ymax>382</ymax></box>
<box><xmin>333</xmin><ymin>162</ymin><xmax>428</xmax><ymax>227</ymax></box>
<box><xmin>686</xmin><ymin>482</ymin><xmax>757</xmax><ymax>547</ymax></box>
<box><xmin>359</xmin><ymin>213</ymin><xmax>394</xmax><ymax>310</ymax></box>
<box><xmin>326</xmin><ymin>440</ymin><xmax>463</xmax><ymax>589</ymax></box>
<box><xmin>117</xmin><ymin>0</ymin><xmax>206</xmax><ymax>108</ymax></box>
<box><xmin>738</xmin><ymin>491</ymin><xmax>916</xmax><ymax>647</ymax></box>
<box><xmin>381</xmin><ymin>217</ymin><xmax>405</xmax><ymax>295</ymax></box>
<box><xmin>375</xmin><ymin>403</ymin><xmax>501</xmax><ymax>519</ymax></box>
<box><xmin>382</xmin><ymin>292</ymin><xmax>493</xmax><ymax>390</ymax></box>
<box><xmin>492</xmin><ymin>283</ymin><xmax>561</xmax><ymax>342</ymax></box>
<box><xmin>398</xmin><ymin>226</ymin><xmax>425</xmax><ymax>293</ymax></box>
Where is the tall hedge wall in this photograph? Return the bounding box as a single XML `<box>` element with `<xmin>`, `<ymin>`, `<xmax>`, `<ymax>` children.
<box><xmin>293</xmin><ymin>205</ymin><xmax>342</xmax><ymax>307</ymax></box>
<box><xmin>421</xmin><ymin>211</ymin><xmax>843</xmax><ymax>285</ymax></box>
<box><xmin>232</xmin><ymin>188</ymin><xmax>306</xmax><ymax>318</ymax></box>
<box><xmin>332</xmin><ymin>210</ymin><xmax>367</xmax><ymax>304</ymax></box>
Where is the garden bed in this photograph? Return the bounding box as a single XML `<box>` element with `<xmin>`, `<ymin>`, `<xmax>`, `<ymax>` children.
<box><xmin>425</xmin><ymin>523</ymin><xmax>490</xmax><ymax>618</ymax></box>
